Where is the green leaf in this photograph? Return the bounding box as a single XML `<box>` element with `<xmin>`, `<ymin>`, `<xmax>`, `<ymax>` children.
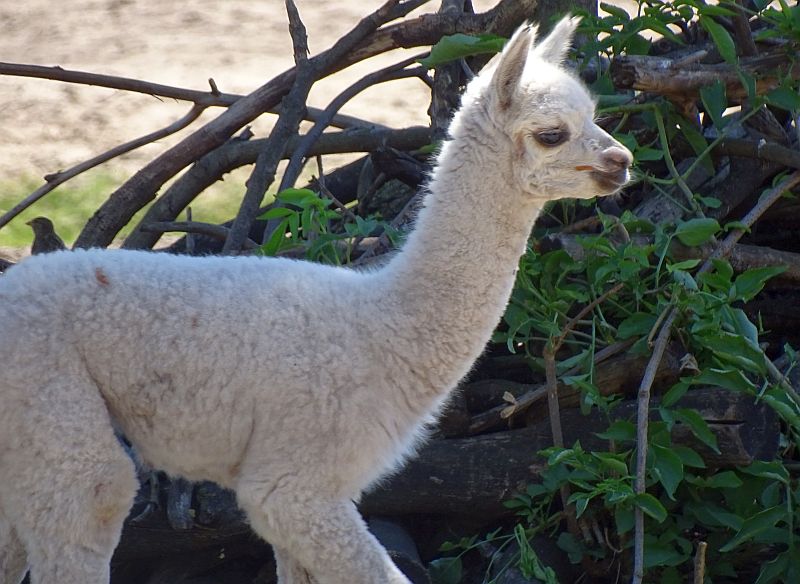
<box><xmin>643</xmin><ymin>540</ymin><xmax>686</xmax><ymax>568</ymax></box>
<box><xmin>754</xmin><ymin>551</ymin><xmax>790</xmax><ymax>584</ymax></box>
<box><xmin>635</xmin><ymin>146</ymin><xmax>664</xmax><ymax>162</ymax></box>
<box><xmin>592</xmin><ymin>452</ymin><xmax>630</xmax><ymax>475</ymax></box>
<box><xmin>705</xmin><ymin>470</ymin><xmax>743</xmax><ymax>489</ymax></box>
<box><xmin>596</xmin><ymin>420</ymin><xmax>637</xmax><ymax>442</ymax></box>
<box><xmin>557</xmin><ymin>532</ymin><xmax>585</xmax><ymax>564</ymax></box>
<box><xmin>615</xmin><ymin>132</ymin><xmax>638</xmax><ymax>152</ymax></box>
<box><xmin>671</xmin><ymin>269</ymin><xmax>698</xmax><ymax>290</ymax></box>
<box><xmin>651</xmin><ymin>444</ymin><xmax>684</xmax><ymax>500</ymax></box>
<box><xmin>763</xmin><ymin>390</ymin><xmax>800</xmax><ymax>429</ymax></box>
<box><xmin>667</xmin><ymin>258</ymin><xmax>702</xmax><ymax>272</ymax></box>
<box><xmin>662</xmin><ymin>380</ymin><xmax>690</xmax><ymax>408</ymax></box>
<box><xmin>700</xmin><ymin>17</ymin><xmax>737</xmax><ymax>64</ymax></box>
<box><xmin>693</xmin><ymin>367</ymin><xmax>757</xmax><ymax>393</ymax></box>
<box><xmin>698</xmin><ymin>195</ymin><xmax>722</xmax><ymax>209</ymax></box>
<box><xmin>276</xmin><ymin>187</ymin><xmax>323</xmax><ymax>206</ymax></box>
<box><xmin>738</xmin><ymin>460</ymin><xmax>790</xmax><ymax>484</ymax></box>
<box><xmin>697</xmin><ymin>4</ymin><xmax>737</xmax><ymax>17</ymax></box>
<box><xmin>687</xmin><ymin>500</ymin><xmax>743</xmax><ymax>529</ymax></box>
<box><xmin>765</xmin><ymin>85</ymin><xmax>800</xmax><ymax>112</ymax></box>
<box><xmin>703</xmin><ymin>505</ymin><xmax>745</xmax><ymax>531</ymax></box>
<box><xmin>634</xmin><ymin>493</ymin><xmax>668</xmax><ymax>522</ymax></box>
<box><xmin>258</xmin><ymin>206</ymin><xmax>295</xmax><ymax>220</ymax></box>
<box><xmin>720</xmin><ymin>505</ymin><xmax>787</xmax><ymax>552</ymax></box>
<box><xmin>672</xmin><ymin>445</ymin><xmax>706</xmax><ymax>468</ymax></box>
<box><xmin>428</xmin><ymin>556</ymin><xmax>463</xmax><ymax>584</ymax></box>
<box><xmin>600</xmin><ymin>2</ymin><xmax>630</xmax><ymax>20</ymax></box>
<box><xmin>699</xmin><ymin>332</ymin><xmax>767</xmax><ymax>376</ymax></box>
<box><xmin>420</xmin><ymin>33</ymin><xmax>506</xmax><ymax>68</ymax></box>
<box><xmin>738</xmin><ymin>70</ymin><xmax>757</xmax><ymax>101</ymax></box>
<box><xmin>700</xmin><ymin>79</ymin><xmax>729</xmax><ymax>129</ymax></box>
<box><xmin>615</xmin><ymin>505</ymin><xmax>635</xmax><ymax>534</ymax></box>
<box><xmin>574</xmin><ymin>494</ymin><xmax>590</xmax><ymax>518</ymax></box>
<box><xmin>618</xmin><ymin>312</ymin><xmax>657</xmax><ymax>339</ymax></box>
<box><xmin>678</xmin><ymin>118</ymin><xmax>714</xmax><ymax>174</ymax></box>
<box><xmin>259</xmin><ymin>217</ymin><xmax>290</xmax><ymax>256</ymax></box>
<box><xmin>674</xmin><ymin>218</ymin><xmax>720</xmax><ymax>246</ymax></box>
<box><xmin>733</xmin><ymin>266</ymin><xmax>786</xmax><ymax>301</ymax></box>
<box><xmin>640</xmin><ymin>16</ymin><xmax>684</xmax><ymax>45</ymax></box>
<box><xmin>673</xmin><ymin>408</ymin><xmax>720</xmax><ymax>453</ymax></box>
<box><xmin>760</xmin><ymin>481</ymin><xmax>782</xmax><ymax>508</ymax></box>
<box><xmin>722</xmin><ymin>307</ymin><xmax>759</xmax><ymax>346</ymax></box>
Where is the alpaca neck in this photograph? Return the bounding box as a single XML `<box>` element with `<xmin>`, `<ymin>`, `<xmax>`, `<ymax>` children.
<box><xmin>379</xmin><ymin>110</ymin><xmax>542</xmax><ymax>392</ymax></box>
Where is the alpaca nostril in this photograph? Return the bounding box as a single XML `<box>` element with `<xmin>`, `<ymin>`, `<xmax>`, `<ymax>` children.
<box><xmin>602</xmin><ymin>147</ymin><xmax>633</xmax><ymax>171</ymax></box>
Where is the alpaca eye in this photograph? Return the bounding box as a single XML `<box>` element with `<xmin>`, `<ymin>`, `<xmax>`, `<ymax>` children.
<box><xmin>534</xmin><ymin>129</ymin><xmax>568</xmax><ymax>147</ymax></box>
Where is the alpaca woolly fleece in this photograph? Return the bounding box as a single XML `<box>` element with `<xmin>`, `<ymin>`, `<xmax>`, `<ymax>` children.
<box><xmin>0</xmin><ymin>16</ymin><xmax>632</xmax><ymax>584</ymax></box>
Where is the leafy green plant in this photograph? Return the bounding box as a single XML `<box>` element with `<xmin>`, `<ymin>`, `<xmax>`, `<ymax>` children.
<box><xmin>257</xmin><ymin>187</ymin><xmax>400</xmax><ymax>264</ymax></box>
<box><xmin>426</xmin><ymin>4</ymin><xmax>800</xmax><ymax>575</ymax></box>
<box><xmin>490</xmin><ymin>207</ymin><xmax>800</xmax><ymax>582</ymax></box>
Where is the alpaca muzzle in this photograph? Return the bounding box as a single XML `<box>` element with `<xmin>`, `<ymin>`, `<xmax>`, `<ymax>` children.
<box><xmin>576</xmin><ymin>146</ymin><xmax>633</xmax><ymax>193</ymax></box>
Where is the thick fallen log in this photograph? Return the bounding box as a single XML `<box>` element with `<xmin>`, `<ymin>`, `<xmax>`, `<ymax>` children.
<box><xmin>111</xmin><ymin>387</ymin><xmax>779</xmax><ymax>568</ymax></box>
<box><xmin>610</xmin><ymin>51</ymin><xmax>796</xmax><ymax>103</ymax></box>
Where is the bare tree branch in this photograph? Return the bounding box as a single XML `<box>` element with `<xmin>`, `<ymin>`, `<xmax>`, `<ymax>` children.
<box><xmin>73</xmin><ymin>0</ymin><xmax>427</xmax><ymax>249</ymax></box>
<box><xmin>122</xmin><ymin>125</ymin><xmax>431</xmax><ymax>250</ymax></box>
<box><xmin>716</xmin><ymin>137</ymin><xmax>800</xmax><ymax>170</ymax></box>
<box><xmin>0</xmin><ymin>62</ymin><xmax>383</xmax><ymax>131</ymax></box>
<box><xmin>699</xmin><ymin>171</ymin><xmax>800</xmax><ymax>272</ymax></box>
<box><xmin>632</xmin><ymin>306</ymin><xmax>678</xmax><ymax>584</ymax></box>
<box><xmin>140</xmin><ymin>221</ymin><xmax>258</xmax><ymax>250</ymax></box>
<box><xmin>278</xmin><ymin>58</ymin><xmax>428</xmax><ymax>192</ymax></box>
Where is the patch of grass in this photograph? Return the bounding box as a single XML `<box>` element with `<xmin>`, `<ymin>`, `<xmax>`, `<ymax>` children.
<box><xmin>0</xmin><ymin>167</ymin><xmax>251</xmax><ymax>249</ymax></box>
<box><xmin>0</xmin><ymin>170</ymin><xmax>123</xmax><ymax>248</ymax></box>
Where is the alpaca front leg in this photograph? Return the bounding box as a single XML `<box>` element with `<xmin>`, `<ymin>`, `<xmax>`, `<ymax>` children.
<box><xmin>274</xmin><ymin>545</ymin><xmax>314</xmax><ymax>584</ymax></box>
<box><xmin>0</xmin><ymin>514</ymin><xmax>28</xmax><ymax>584</ymax></box>
<box><xmin>238</xmin><ymin>492</ymin><xmax>410</xmax><ymax>584</ymax></box>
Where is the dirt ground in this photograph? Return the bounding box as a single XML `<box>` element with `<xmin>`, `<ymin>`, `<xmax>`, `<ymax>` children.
<box><xmin>0</xmin><ymin>0</ymin><xmax>501</xmax><ymax>182</ymax></box>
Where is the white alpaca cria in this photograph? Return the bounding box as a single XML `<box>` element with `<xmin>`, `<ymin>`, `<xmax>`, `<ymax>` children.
<box><xmin>0</xmin><ymin>17</ymin><xmax>631</xmax><ymax>584</ymax></box>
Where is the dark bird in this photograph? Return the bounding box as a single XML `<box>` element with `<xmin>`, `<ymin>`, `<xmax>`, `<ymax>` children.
<box><xmin>26</xmin><ymin>216</ymin><xmax>66</xmax><ymax>254</ymax></box>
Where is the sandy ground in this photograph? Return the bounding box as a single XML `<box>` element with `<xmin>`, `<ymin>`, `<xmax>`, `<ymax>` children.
<box><xmin>0</xmin><ymin>0</ymin><xmax>500</xmax><ymax>182</ymax></box>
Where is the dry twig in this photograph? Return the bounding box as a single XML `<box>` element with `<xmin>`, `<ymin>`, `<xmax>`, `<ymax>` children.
<box><xmin>693</xmin><ymin>541</ymin><xmax>708</xmax><ymax>584</ymax></box>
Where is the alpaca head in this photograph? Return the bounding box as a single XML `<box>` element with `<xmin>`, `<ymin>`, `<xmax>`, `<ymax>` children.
<box><xmin>465</xmin><ymin>16</ymin><xmax>633</xmax><ymax>201</ymax></box>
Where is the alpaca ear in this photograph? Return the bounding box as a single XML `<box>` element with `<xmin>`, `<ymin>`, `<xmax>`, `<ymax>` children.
<box><xmin>491</xmin><ymin>23</ymin><xmax>536</xmax><ymax>111</ymax></box>
<box><xmin>532</xmin><ymin>15</ymin><xmax>580</xmax><ymax>64</ymax></box>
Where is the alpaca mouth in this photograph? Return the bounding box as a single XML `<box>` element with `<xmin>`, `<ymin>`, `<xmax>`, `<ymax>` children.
<box><xmin>589</xmin><ymin>169</ymin><xmax>629</xmax><ymax>192</ymax></box>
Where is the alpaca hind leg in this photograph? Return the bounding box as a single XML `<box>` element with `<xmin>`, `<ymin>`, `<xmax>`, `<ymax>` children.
<box><xmin>239</xmin><ymin>489</ymin><xmax>410</xmax><ymax>584</ymax></box>
<box><xmin>0</xmin><ymin>513</ymin><xmax>28</xmax><ymax>584</ymax></box>
<box><xmin>0</xmin><ymin>377</ymin><xmax>138</xmax><ymax>584</ymax></box>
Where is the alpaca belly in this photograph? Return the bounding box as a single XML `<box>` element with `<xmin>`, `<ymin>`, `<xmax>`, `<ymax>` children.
<box><xmin>105</xmin><ymin>384</ymin><xmax>255</xmax><ymax>487</ymax></box>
